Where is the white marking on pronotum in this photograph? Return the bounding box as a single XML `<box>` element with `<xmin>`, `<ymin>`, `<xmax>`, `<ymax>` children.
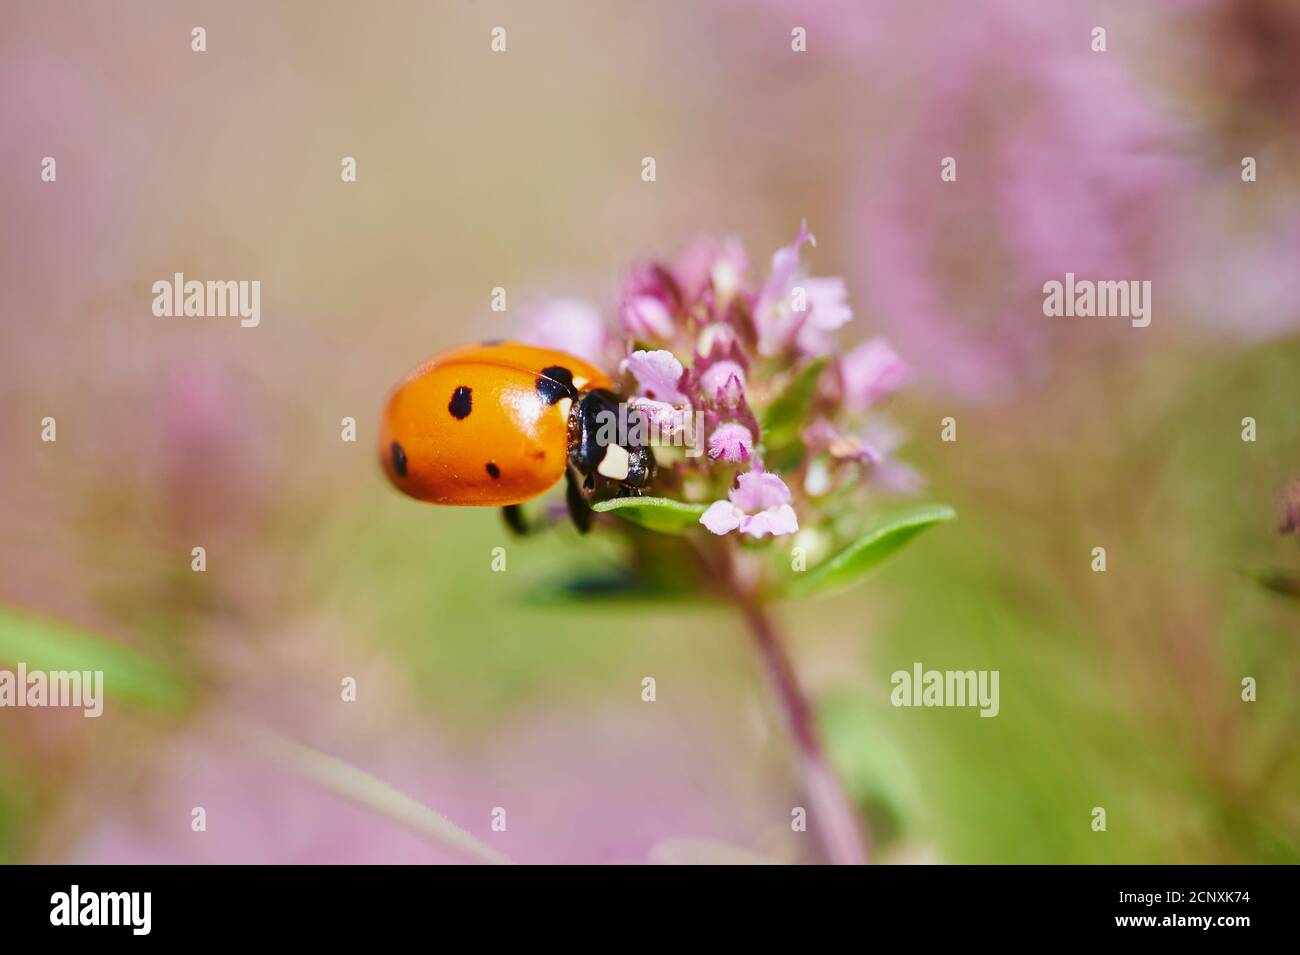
<box><xmin>597</xmin><ymin>444</ymin><xmax>631</xmax><ymax>481</ymax></box>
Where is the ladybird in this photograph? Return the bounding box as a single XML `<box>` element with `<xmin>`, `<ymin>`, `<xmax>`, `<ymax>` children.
<box><xmin>379</xmin><ymin>341</ymin><xmax>655</xmax><ymax>531</ymax></box>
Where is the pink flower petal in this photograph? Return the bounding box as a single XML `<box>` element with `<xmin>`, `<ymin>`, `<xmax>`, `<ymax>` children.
<box><xmin>700</xmin><ymin>500</ymin><xmax>744</xmax><ymax>535</ymax></box>
<box><xmin>757</xmin><ymin>221</ymin><xmax>816</xmax><ymax>315</ymax></box>
<box><xmin>517</xmin><ymin>299</ymin><xmax>609</xmax><ymax>365</ymax></box>
<box><xmin>675</xmin><ymin>236</ymin><xmax>749</xmax><ymax>303</ymax></box>
<box><xmin>697</xmin><ymin>360</ymin><xmax>746</xmax><ymax>399</ymax></box>
<box><xmin>705</xmin><ymin>471</ymin><xmax>799</xmax><ymax>538</ymax></box>
<box><xmin>800</xmin><ymin>277</ymin><xmax>853</xmax><ymax>331</ymax></box>
<box><xmin>708</xmin><ymin>423</ymin><xmax>753</xmax><ymax>463</ymax></box>
<box><xmin>840</xmin><ymin>338</ymin><xmax>912</xmax><ymax>411</ymax></box>
<box><xmin>753</xmin><ymin>221</ymin><xmax>817</xmax><ymax>356</ymax></box>
<box><xmin>739</xmin><ymin>504</ymin><xmax>799</xmax><ymax>539</ymax></box>
<box><xmin>619</xmin><ymin>294</ymin><xmax>675</xmax><ymax>340</ymax></box>
<box><xmin>753</xmin><ymin>221</ymin><xmax>855</xmax><ymax>358</ymax></box>
<box><xmin>621</xmin><ymin>349</ymin><xmax>687</xmax><ymax>404</ymax></box>
<box><xmin>629</xmin><ymin>397</ymin><xmax>690</xmax><ymax>439</ymax></box>
<box><xmin>730</xmin><ymin>470</ymin><xmax>793</xmax><ymax>512</ymax></box>
<box><xmin>871</xmin><ymin>460</ymin><xmax>925</xmax><ymax>495</ymax></box>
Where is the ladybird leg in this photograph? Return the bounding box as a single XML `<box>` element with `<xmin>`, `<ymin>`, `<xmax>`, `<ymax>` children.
<box><xmin>565</xmin><ymin>467</ymin><xmax>593</xmax><ymax>534</ymax></box>
<box><xmin>501</xmin><ymin>504</ymin><xmax>529</xmax><ymax>536</ymax></box>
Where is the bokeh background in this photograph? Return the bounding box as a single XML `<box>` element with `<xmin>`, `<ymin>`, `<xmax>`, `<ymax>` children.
<box><xmin>1</xmin><ymin>0</ymin><xmax>1297</xmax><ymax>863</ymax></box>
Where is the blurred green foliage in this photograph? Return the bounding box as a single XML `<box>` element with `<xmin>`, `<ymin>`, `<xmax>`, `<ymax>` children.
<box><xmin>0</xmin><ymin>608</ymin><xmax>189</xmax><ymax>713</ymax></box>
<box><xmin>819</xmin><ymin>336</ymin><xmax>1300</xmax><ymax>863</ymax></box>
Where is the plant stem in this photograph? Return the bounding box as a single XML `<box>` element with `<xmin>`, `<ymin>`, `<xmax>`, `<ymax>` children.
<box><xmin>733</xmin><ymin>593</ymin><xmax>871</xmax><ymax>865</ymax></box>
<box><xmin>237</xmin><ymin>721</ymin><xmax>512</xmax><ymax>865</ymax></box>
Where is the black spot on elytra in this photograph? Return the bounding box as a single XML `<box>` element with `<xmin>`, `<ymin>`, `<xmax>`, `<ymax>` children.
<box><xmin>448</xmin><ymin>386</ymin><xmax>473</xmax><ymax>419</ymax></box>
<box><xmin>536</xmin><ymin>365</ymin><xmax>576</xmax><ymax>405</ymax></box>
<box><xmin>486</xmin><ymin>462</ymin><xmax>500</xmax><ymax>479</ymax></box>
<box><xmin>390</xmin><ymin>441</ymin><xmax>407</xmax><ymax>477</ymax></box>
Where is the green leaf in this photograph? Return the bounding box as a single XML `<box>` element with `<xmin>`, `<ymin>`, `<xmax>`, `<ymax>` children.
<box><xmin>1237</xmin><ymin>567</ymin><xmax>1300</xmax><ymax>601</ymax></box>
<box><xmin>781</xmin><ymin>503</ymin><xmax>956</xmax><ymax>599</ymax></box>
<box><xmin>760</xmin><ymin>357</ymin><xmax>830</xmax><ymax>471</ymax></box>
<box><xmin>591</xmin><ymin>496</ymin><xmax>709</xmax><ymax>535</ymax></box>
<box><xmin>762</xmin><ymin>356</ymin><xmax>830</xmax><ymax>435</ymax></box>
<box><xmin>0</xmin><ymin>606</ymin><xmax>189</xmax><ymax>712</ymax></box>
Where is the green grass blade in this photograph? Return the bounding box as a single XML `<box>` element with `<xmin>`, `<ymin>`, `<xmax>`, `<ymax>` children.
<box><xmin>247</xmin><ymin>724</ymin><xmax>512</xmax><ymax>865</ymax></box>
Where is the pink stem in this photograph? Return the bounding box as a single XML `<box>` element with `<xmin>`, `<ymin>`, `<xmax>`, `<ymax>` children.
<box><xmin>734</xmin><ymin>594</ymin><xmax>870</xmax><ymax>865</ymax></box>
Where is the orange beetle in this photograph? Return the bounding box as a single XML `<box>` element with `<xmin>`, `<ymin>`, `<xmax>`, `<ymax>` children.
<box><xmin>379</xmin><ymin>341</ymin><xmax>655</xmax><ymax>531</ymax></box>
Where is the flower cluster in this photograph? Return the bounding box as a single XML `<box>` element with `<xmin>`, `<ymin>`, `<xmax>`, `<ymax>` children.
<box><xmin>520</xmin><ymin>223</ymin><xmax>918</xmax><ymax>543</ymax></box>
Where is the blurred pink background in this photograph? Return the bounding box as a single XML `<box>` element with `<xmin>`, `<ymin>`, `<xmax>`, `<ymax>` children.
<box><xmin>2</xmin><ymin>1</ymin><xmax>1297</xmax><ymax>864</ymax></box>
